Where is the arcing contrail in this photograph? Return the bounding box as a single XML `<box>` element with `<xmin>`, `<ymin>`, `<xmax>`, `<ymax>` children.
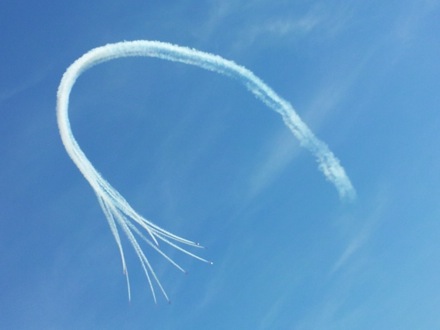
<box><xmin>57</xmin><ymin>40</ymin><xmax>356</xmax><ymax>303</ymax></box>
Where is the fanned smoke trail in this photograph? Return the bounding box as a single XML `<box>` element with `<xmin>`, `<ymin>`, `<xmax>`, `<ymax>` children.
<box><xmin>57</xmin><ymin>40</ymin><xmax>356</xmax><ymax>303</ymax></box>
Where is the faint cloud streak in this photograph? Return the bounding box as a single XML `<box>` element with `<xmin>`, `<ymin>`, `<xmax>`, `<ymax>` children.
<box><xmin>247</xmin><ymin>128</ymin><xmax>300</xmax><ymax>200</ymax></box>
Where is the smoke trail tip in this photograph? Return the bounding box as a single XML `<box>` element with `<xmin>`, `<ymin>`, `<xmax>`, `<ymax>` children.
<box><xmin>338</xmin><ymin>183</ymin><xmax>357</xmax><ymax>203</ymax></box>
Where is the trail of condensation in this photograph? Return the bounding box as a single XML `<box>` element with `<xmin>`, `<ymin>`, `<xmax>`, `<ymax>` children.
<box><xmin>57</xmin><ymin>40</ymin><xmax>356</xmax><ymax>303</ymax></box>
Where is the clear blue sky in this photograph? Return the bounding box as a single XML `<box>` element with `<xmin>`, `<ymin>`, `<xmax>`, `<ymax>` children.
<box><xmin>1</xmin><ymin>0</ymin><xmax>440</xmax><ymax>329</ymax></box>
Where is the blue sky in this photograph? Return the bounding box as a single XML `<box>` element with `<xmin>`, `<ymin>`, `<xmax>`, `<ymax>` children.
<box><xmin>1</xmin><ymin>0</ymin><xmax>440</xmax><ymax>329</ymax></box>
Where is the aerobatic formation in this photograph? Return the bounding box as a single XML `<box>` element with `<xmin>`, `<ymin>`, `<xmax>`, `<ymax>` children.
<box><xmin>56</xmin><ymin>40</ymin><xmax>356</xmax><ymax>303</ymax></box>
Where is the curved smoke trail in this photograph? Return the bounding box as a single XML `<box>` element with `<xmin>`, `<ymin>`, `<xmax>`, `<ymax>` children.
<box><xmin>57</xmin><ymin>40</ymin><xmax>356</xmax><ymax>302</ymax></box>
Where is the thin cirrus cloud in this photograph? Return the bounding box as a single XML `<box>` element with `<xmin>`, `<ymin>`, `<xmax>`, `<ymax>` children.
<box><xmin>246</xmin><ymin>128</ymin><xmax>300</xmax><ymax>200</ymax></box>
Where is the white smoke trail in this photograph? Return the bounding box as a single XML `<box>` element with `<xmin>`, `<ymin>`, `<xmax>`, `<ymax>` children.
<box><xmin>57</xmin><ymin>40</ymin><xmax>356</xmax><ymax>302</ymax></box>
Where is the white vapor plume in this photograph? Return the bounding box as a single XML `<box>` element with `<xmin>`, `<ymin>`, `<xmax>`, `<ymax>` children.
<box><xmin>57</xmin><ymin>40</ymin><xmax>356</xmax><ymax>303</ymax></box>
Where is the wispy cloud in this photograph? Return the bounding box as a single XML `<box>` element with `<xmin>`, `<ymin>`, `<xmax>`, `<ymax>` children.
<box><xmin>246</xmin><ymin>128</ymin><xmax>300</xmax><ymax>200</ymax></box>
<box><xmin>236</xmin><ymin>14</ymin><xmax>321</xmax><ymax>47</ymax></box>
<box><xmin>330</xmin><ymin>224</ymin><xmax>371</xmax><ymax>274</ymax></box>
<box><xmin>0</xmin><ymin>66</ymin><xmax>49</xmax><ymax>104</ymax></box>
<box><xmin>331</xmin><ymin>189</ymin><xmax>387</xmax><ymax>274</ymax></box>
<box><xmin>292</xmin><ymin>191</ymin><xmax>388</xmax><ymax>329</ymax></box>
<box><xmin>192</xmin><ymin>1</ymin><xmax>353</xmax><ymax>51</ymax></box>
<box><xmin>392</xmin><ymin>0</ymin><xmax>440</xmax><ymax>46</ymax></box>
